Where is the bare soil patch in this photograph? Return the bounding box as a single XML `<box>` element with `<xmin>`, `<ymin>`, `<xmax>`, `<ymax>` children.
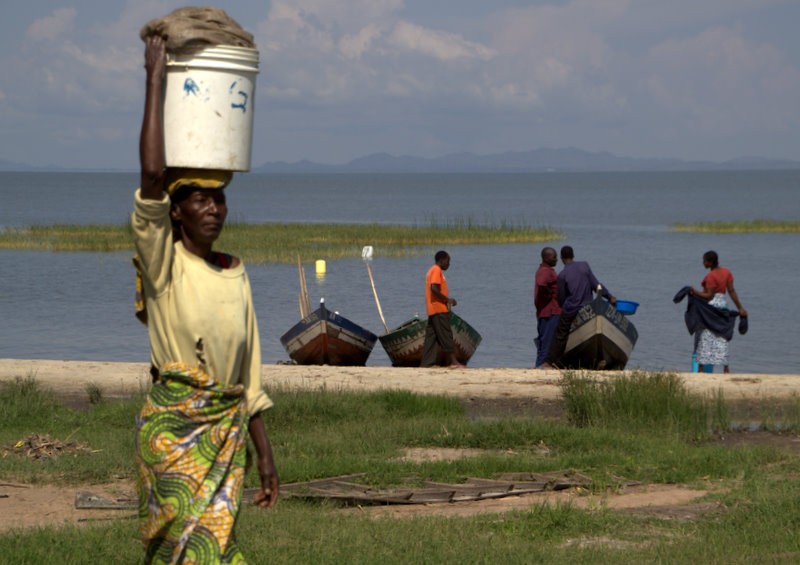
<box><xmin>352</xmin><ymin>482</ymin><xmax>714</xmax><ymax>520</ymax></box>
<box><xmin>0</xmin><ymin>480</ymin><xmax>136</xmax><ymax>532</ymax></box>
<box><xmin>0</xmin><ymin>476</ymin><xmax>715</xmax><ymax>532</ymax></box>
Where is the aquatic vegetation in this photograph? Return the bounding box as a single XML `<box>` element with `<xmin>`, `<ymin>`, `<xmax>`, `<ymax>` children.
<box><xmin>0</xmin><ymin>221</ymin><xmax>562</xmax><ymax>264</ymax></box>
<box><xmin>671</xmin><ymin>220</ymin><xmax>800</xmax><ymax>233</ymax></box>
<box><xmin>0</xmin><ymin>224</ymin><xmax>134</xmax><ymax>252</ymax></box>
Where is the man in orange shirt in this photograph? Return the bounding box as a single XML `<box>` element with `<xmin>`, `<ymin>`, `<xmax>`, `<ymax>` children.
<box><xmin>421</xmin><ymin>250</ymin><xmax>464</xmax><ymax>368</ymax></box>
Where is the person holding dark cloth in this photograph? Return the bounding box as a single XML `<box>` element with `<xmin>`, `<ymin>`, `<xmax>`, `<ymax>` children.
<box><xmin>421</xmin><ymin>251</ymin><xmax>465</xmax><ymax>368</ymax></box>
<box><xmin>539</xmin><ymin>246</ymin><xmax>616</xmax><ymax>369</ymax></box>
<box><xmin>687</xmin><ymin>250</ymin><xmax>748</xmax><ymax>373</ymax></box>
<box><xmin>534</xmin><ymin>247</ymin><xmax>562</xmax><ymax>368</ymax></box>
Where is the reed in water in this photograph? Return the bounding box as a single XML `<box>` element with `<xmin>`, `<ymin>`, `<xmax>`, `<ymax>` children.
<box><xmin>672</xmin><ymin>219</ymin><xmax>800</xmax><ymax>233</ymax></box>
<box><xmin>0</xmin><ymin>220</ymin><xmax>562</xmax><ymax>263</ymax></box>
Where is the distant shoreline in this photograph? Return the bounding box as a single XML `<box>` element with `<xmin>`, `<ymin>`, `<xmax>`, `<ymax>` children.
<box><xmin>3</xmin><ymin>166</ymin><xmax>800</xmax><ymax>174</ymax></box>
<box><xmin>5</xmin><ymin>143</ymin><xmax>800</xmax><ymax>175</ymax></box>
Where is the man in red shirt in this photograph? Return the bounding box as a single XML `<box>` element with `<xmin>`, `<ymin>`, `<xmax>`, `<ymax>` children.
<box><xmin>534</xmin><ymin>247</ymin><xmax>562</xmax><ymax>368</ymax></box>
<box><xmin>421</xmin><ymin>250</ymin><xmax>464</xmax><ymax>368</ymax></box>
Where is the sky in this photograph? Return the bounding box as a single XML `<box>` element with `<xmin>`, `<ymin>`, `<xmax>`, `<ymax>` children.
<box><xmin>1</xmin><ymin>0</ymin><xmax>799</xmax><ymax>170</ymax></box>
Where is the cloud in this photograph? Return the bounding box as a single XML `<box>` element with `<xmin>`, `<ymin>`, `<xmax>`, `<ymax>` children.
<box><xmin>456</xmin><ymin>0</ymin><xmax>800</xmax><ymax>157</ymax></box>
<box><xmin>2</xmin><ymin>0</ymin><xmax>799</xmax><ymax>167</ymax></box>
<box><xmin>261</xmin><ymin>0</ymin><xmax>403</xmax><ymax>52</ymax></box>
<box><xmin>610</xmin><ymin>0</ymin><xmax>789</xmax><ymax>35</ymax></box>
<box><xmin>339</xmin><ymin>24</ymin><xmax>384</xmax><ymax>59</ymax></box>
<box><xmin>257</xmin><ymin>0</ymin><xmax>499</xmax><ymax>108</ymax></box>
<box><xmin>644</xmin><ymin>26</ymin><xmax>800</xmax><ymax>132</ymax></box>
<box><xmin>250</xmin><ymin>0</ymin><xmax>800</xmax><ymax>162</ymax></box>
<box><xmin>387</xmin><ymin>21</ymin><xmax>494</xmax><ymax>61</ymax></box>
<box><xmin>12</xmin><ymin>6</ymin><xmax>146</xmax><ymax>115</ymax></box>
<box><xmin>25</xmin><ymin>8</ymin><xmax>76</xmax><ymax>41</ymax></box>
<box><xmin>269</xmin><ymin>0</ymin><xmax>403</xmax><ymax>30</ymax></box>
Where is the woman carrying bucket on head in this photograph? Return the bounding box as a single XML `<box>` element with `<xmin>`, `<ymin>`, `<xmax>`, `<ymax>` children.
<box><xmin>133</xmin><ymin>30</ymin><xmax>278</xmax><ymax>564</ymax></box>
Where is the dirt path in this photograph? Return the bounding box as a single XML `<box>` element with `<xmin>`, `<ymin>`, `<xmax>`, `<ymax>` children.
<box><xmin>2</xmin><ymin>359</ymin><xmax>798</xmax><ymax>532</ymax></box>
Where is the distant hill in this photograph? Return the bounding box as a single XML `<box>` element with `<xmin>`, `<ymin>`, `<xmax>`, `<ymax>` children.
<box><xmin>2</xmin><ymin>147</ymin><xmax>799</xmax><ymax>173</ymax></box>
<box><xmin>0</xmin><ymin>158</ymin><xmax>45</xmax><ymax>172</ymax></box>
<box><xmin>253</xmin><ymin>147</ymin><xmax>800</xmax><ymax>174</ymax></box>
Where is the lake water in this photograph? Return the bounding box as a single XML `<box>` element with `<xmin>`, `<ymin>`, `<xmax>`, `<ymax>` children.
<box><xmin>1</xmin><ymin>170</ymin><xmax>798</xmax><ymax>373</ymax></box>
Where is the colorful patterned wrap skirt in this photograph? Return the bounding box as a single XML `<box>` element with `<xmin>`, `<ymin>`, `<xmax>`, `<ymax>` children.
<box><xmin>136</xmin><ymin>362</ymin><xmax>249</xmax><ymax>564</ymax></box>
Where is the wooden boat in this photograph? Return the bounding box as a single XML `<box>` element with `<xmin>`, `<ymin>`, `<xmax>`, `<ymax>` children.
<box><xmin>280</xmin><ymin>301</ymin><xmax>378</xmax><ymax>366</ymax></box>
<box><xmin>379</xmin><ymin>312</ymin><xmax>482</xmax><ymax>367</ymax></box>
<box><xmin>561</xmin><ymin>296</ymin><xmax>639</xmax><ymax>370</ymax></box>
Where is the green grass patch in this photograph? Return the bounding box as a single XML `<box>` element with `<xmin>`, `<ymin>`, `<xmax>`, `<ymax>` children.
<box><xmin>559</xmin><ymin>370</ymin><xmax>729</xmax><ymax>441</ymax></box>
<box><xmin>0</xmin><ymin>220</ymin><xmax>562</xmax><ymax>263</ymax></box>
<box><xmin>2</xmin><ymin>372</ymin><xmax>800</xmax><ymax>563</ymax></box>
<box><xmin>671</xmin><ymin>219</ymin><xmax>800</xmax><ymax>233</ymax></box>
<box><xmin>0</xmin><ymin>376</ymin><xmax>140</xmax><ymax>484</ymax></box>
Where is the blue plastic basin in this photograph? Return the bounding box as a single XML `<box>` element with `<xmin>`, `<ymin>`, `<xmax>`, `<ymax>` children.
<box><xmin>615</xmin><ymin>300</ymin><xmax>639</xmax><ymax>315</ymax></box>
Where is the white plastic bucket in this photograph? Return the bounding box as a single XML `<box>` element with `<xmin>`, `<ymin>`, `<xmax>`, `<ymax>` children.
<box><xmin>163</xmin><ymin>46</ymin><xmax>259</xmax><ymax>171</ymax></box>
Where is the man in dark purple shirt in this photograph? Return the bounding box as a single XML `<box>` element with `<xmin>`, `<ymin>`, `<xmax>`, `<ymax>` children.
<box><xmin>540</xmin><ymin>246</ymin><xmax>616</xmax><ymax>369</ymax></box>
<box><xmin>534</xmin><ymin>247</ymin><xmax>562</xmax><ymax>367</ymax></box>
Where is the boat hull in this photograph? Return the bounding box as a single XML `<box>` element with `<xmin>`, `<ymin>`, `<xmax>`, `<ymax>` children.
<box><xmin>280</xmin><ymin>304</ymin><xmax>378</xmax><ymax>366</ymax></box>
<box><xmin>379</xmin><ymin>312</ymin><xmax>482</xmax><ymax>367</ymax></box>
<box><xmin>562</xmin><ymin>297</ymin><xmax>638</xmax><ymax>370</ymax></box>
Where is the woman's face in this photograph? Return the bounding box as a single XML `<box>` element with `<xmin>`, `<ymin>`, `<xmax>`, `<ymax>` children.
<box><xmin>170</xmin><ymin>188</ymin><xmax>228</xmax><ymax>245</ymax></box>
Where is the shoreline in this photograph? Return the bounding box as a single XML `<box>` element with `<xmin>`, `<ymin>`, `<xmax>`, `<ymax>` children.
<box><xmin>2</xmin><ymin>358</ymin><xmax>799</xmax><ymax>402</ymax></box>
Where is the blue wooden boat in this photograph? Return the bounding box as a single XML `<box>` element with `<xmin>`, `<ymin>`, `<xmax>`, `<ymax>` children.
<box><xmin>561</xmin><ymin>296</ymin><xmax>639</xmax><ymax>370</ymax></box>
<box><xmin>280</xmin><ymin>301</ymin><xmax>378</xmax><ymax>366</ymax></box>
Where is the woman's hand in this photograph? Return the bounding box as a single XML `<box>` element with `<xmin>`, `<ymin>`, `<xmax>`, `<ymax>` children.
<box><xmin>144</xmin><ymin>35</ymin><xmax>166</xmax><ymax>81</ymax></box>
<box><xmin>253</xmin><ymin>456</ymin><xmax>280</xmax><ymax>508</ymax></box>
<box><xmin>248</xmin><ymin>412</ymin><xmax>280</xmax><ymax>508</ymax></box>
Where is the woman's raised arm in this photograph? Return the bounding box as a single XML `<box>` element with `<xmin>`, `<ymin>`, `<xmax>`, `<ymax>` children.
<box><xmin>139</xmin><ymin>35</ymin><xmax>167</xmax><ymax>199</ymax></box>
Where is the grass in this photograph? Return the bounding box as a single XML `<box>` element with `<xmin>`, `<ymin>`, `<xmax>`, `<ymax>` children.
<box><xmin>671</xmin><ymin>219</ymin><xmax>800</xmax><ymax>233</ymax></box>
<box><xmin>0</xmin><ymin>220</ymin><xmax>562</xmax><ymax>263</ymax></box>
<box><xmin>559</xmin><ymin>370</ymin><xmax>729</xmax><ymax>440</ymax></box>
<box><xmin>2</xmin><ymin>372</ymin><xmax>800</xmax><ymax>563</ymax></box>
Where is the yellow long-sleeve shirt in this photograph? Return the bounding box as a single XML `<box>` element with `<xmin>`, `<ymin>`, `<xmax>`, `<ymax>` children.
<box><xmin>131</xmin><ymin>189</ymin><xmax>272</xmax><ymax>415</ymax></box>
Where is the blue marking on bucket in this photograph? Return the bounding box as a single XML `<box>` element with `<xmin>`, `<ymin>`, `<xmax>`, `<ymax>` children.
<box><xmin>231</xmin><ymin>91</ymin><xmax>248</xmax><ymax>113</ymax></box>
<box><xmin>183</xmin><ymin>78</ymin><xmax>199</xmax><ymax>96</ymax></box>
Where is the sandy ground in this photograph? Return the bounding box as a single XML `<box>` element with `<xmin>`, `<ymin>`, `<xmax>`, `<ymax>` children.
<box><xmin>2</xmin><ymin>358</ymin><xmax>799</xmax><ymax>403</ymax></box>
<box><xmin>1</xmin><ymin>359</ymin><xmax>799</xmax><ymax>533</ymax></box>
